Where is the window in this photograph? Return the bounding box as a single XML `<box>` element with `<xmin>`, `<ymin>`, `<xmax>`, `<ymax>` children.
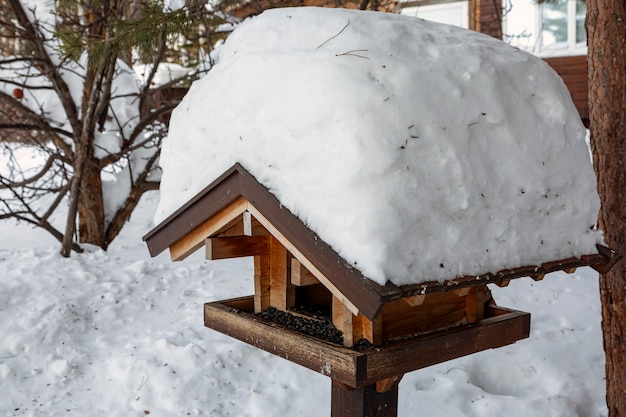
<box><xmin>540</xmin><ymin>0</ymin><xmax>586</xmax><ymax>50</ymax></box>
<box><xmin>400</xmin><ymin>1</ymin><xmax>469</xmax><ymax>29</ymax></box>
<box><xmin>504</xmin><ymin>0</ymin><xmax>586</xmax><ymax>56</ymax></box>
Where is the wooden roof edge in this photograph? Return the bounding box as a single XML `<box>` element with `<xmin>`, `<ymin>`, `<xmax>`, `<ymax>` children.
<box><xmin>399</xmin><ymin>244</ymin><xmax>621</xmax><ymax>297</ymax></box>
<box><xmin>142</xmin><ymin>162</ymin><xmax>400</xmax><ymax>319</ymax></box>
<box><xmin>142</xmin><ymin>164</ymin><xmax>246</xmax><ymax>256</ymax></box>
<box><xmin>234</xmin><ymin>165</ymin><xmax>403</xmax><ymax>319</ymax></box>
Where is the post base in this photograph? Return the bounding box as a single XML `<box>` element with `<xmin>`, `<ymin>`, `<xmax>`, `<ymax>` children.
<box><xmin>331</xmin><ymin>379</ymin><xmax>399</xmax><ymax>417</ymax></box>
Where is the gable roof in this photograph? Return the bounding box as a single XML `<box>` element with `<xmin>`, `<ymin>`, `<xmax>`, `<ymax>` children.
<box><xmin>143</xmin><ymin>163</ymin><xmax>618</xmax><ymax>320</ymax></box>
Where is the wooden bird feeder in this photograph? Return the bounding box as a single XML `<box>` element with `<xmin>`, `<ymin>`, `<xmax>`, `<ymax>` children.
<box><xmin>143</xmin><ymin>163</ymin><xmax>620</xmax><ymax>417</ymax></box>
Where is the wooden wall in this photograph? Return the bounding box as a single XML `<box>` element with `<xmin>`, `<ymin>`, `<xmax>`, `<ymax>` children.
<box><xmin>543</xmin><ymin>55</ymin><xmax>589</xmax><ymax>126</ymax></box>
<box><xmin>474</xmin><ymin>0</ymin><xmax>503</xmax><ymax>39</ymax></box>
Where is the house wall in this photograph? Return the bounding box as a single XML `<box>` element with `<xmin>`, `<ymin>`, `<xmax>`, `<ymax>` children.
<box><xmin>543</xmin><ymin>55</ymin><xmax>589</xmax><ymax>126</ymax></box>
<box><xmin>475</xmin><ymin>0</ymin><xmax>502</xmax><ymax>39</ymax></box>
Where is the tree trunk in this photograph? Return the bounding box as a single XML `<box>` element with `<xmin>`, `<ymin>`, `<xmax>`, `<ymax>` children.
<box><xmin>587</xmin><ymin>2</ymin><xmax>626</xmax><ymax>416</ymax></box>
<box><xmin>78</xmin><ymin>154</ymin><xmax>105</xmax><ymax>247</ymax></box>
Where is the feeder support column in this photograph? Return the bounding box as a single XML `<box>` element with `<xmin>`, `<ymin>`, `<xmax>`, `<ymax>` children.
<box><xmin>331</xmin><ymin>378</ymin><xmax>401</xmax><ymax>417</ymax></box>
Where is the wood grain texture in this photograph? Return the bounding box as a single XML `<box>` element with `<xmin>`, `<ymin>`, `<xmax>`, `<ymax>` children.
<box><xmin>204</xmin><ymin>297</ymin><xmax>530</xmax><ymax>388</ymax></box>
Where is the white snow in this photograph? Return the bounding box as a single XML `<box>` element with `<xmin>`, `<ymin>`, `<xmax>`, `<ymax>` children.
<box><xmin>0</xmin><ymin>6</ymin><xmax>607</xmax><ymax>417</ymax></box>
<box><xmin>155</xmin><ymin>7</ymin><xmax>603</xmax><ymax>285</ymax></box>
<box><xmin>0</xmin><ymin>191</ymin><xmax>609</xmax><ymax>416</ymax></box>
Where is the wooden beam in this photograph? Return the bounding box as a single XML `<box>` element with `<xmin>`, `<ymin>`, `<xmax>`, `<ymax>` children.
<box><xmin>291</xmin><ymin>258</ymin><xmax>320</xmax><ymax>286</ymax></box>
<box><xmin>532</xmin><ymin>273</ymin><xmax>545</xmax><ymax>281</ymax></box>
<box><xmin>466</xmin><ymin>285</ymin><xmax>492</xmax><ymax>324</ymax></box>
<box><xmin>381</xmin><ymin>291</ymin><xmax>467</xmax><ymax>341</ymax></box>
<box><xmin>254</xmin><ymin>255</ymin><xmax>270</xmax><ymax>313</ymax></box>
<box><xmin>246</xmin><ymin>204</ymin><xmax>361</xmax><ymax>316</ymax></box>
<box><xmin>269</xmin><ymin>235</ymin><xmax>295</xmax><ymax>311</ymax></box>
<box><xmin>375</xmin><ymin>375</ymin><xmax>403</xmax><ymax>393</ymax></box>
<box><xmin>206</xmin><ymin>236</ymin><xmax>269</xmax><ymax>260</ymax></box>
<box><xmin>243</xmin><ymin>210</ymin><xmax>252</xmax><ymax>236</ymax></box>
<box><xmin>357</xmin><ymin>314</ymin><xmax>383</xmax><ymax>347</ymax></box>
<box><xmin>169</xmin><ymin>197</ymin><xmax>249</xmax><ymax>261</ymax></box>
<box><xmin>333</xmin><ymin>296</ymin><xmax>356</xmax><ymax>347</ymax></box>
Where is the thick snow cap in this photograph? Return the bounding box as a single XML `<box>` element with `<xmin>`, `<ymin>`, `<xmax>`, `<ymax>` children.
<box><xmin>156</xmin><ymin>7</ymin><xmax>603</xmax><ymax>286</ymax></box>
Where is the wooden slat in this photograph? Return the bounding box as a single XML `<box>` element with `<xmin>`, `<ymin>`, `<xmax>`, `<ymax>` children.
<box><xmin>269</xmin><ymin>235</ymin><xmax>295</xmax><ymax>311</ymax></box>
<box><xmin>206</xmin><ymin>235</ymin><xmax>269</xmax><ymax>260</ymax></box>
<box><xmin>243</xmin><ymin>211</ymin><xmax>253</xmax><ymax>236</ymax></box>
<box><xmin>169</xmin><ymin>197</ymin><xmax>249</xmax><ymax>261</ymax></box>
<box><xmin>291</xmin><ymin>258</ymin><xmax>320</xmax><ymax>286</ymax></box>
<box><xmin>358</xmin><ymin>314</ymin><xmax>383</xmax><ymax>347</ymax></box>
<box><xmin>466</xmin><ymin>285</ymin><xmax>491</xmax><ymax>324</ymax></box>
<box><xmin>254</xmin><ymin>255</ymin><xmax>270</xmax><ymax>313</ymax></box>
<box><xmin>333</xmin><ymin>296</ymin><xmax>354</xmax><ymax>347</ymax></box>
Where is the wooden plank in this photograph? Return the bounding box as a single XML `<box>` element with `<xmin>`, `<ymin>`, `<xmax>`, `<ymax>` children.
<box><xmin>403</xmin><ymin>294</ymin><xmax>426</xmax><ymax>307</ymax></box>
<box><xmin>205</xmin><ymin>297</ymin><xmax>530</xmax><ymax>388</ymax></box>
<box><xmin>466</xmin><ymin>285</ymin><xmax>491</xmax><ymax>324</ymax></box>
<box><xmin>206</xmin><ymin>235</ymin><xmax>269</xmax><ymax>260</ymax></box>
<box><xmin>589</xmin><ymin>245</ymin><xmax>622</xmax><ymax>273</ymax></box>
<box><xmin>169</xmin><ymin>197</ymin><xmax>249</xmax><ymax>261</ymax></box>
<box><xmin>243</xmin><ymin>210</ymin><xmax>252</xmax><ymax>236</ymax></box>
<box><xmin>254</xmin><ymin>255</ymin><xmax>270</xmax><ymax>313</ymax></box>
<box><xmin>381</xmin><ymin>291</ymin><xmax>467</xmax><ymax>341</ymax></box>
<box><xmin>269</xmin><ymin>235</ymin><xmax>295</xmax><ymax>311</ymax></box>
<box><xmin>291</xmin><ymin>258</ymin><xmax>320</xmax><ymax>286</ymax></box>
<box><xmin>360</xmin><ymin>309</ymin><xmax>530</xmax><ymax>386</ymax></box>
<box><xmin>333</xmin><ymin>296</ymin><xmax>347</xmax><ymax>336</ymax></box>
<box><xmin>358</xmin><ymin>314</ymin><xmax>383</xmax><ymax>347</ymax></box>
<box><xmin>205</xmin><ymin>297</ymin><xmax>365</xmax><ymax>387</ymax></box>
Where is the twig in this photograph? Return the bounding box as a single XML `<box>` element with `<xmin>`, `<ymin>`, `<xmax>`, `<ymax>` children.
<box><xmin>316</xmin><ymin>20</ymin><xmax>351</xmax><ymax>49</ymax></box>
<box><xmin>335</xmin><ymin>49</ymin><xmax>369</xmax><ymax>59</ymax></box>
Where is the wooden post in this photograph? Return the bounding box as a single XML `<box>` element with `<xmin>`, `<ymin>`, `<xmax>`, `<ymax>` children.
<box><xmin>331</xmin><ymin>378</ymin><xmax>401</xmax><ymax>417</ymax></box>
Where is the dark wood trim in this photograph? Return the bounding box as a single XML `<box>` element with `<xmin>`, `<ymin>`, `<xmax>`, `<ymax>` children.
<box><xmin>144</xmin><ymin>163</ymin><xmax>402</xmax><ymax>320</ymax></box>
<box><xmin>143</xmin><ymin>165</ymin><xmax>244</xmax><ymax>257</ymax></box>
<box><xmin>236</xmin><ymin>166</ymin><xmax>402</xmax><ymax>319</ymax></box>
<box><xmin>399</xmin><ymin>244</ymin><xmax>620</xmax><ymax>297</ymax></box>
<box><xmin>205</xmin><ymin>296</ymin><xmax>530</xmax><ymax>388</ymax></box>
<box><xmin>145</xmin><ymin>164</ymin><xmax>620</xmax><ymax>319</ymax></box>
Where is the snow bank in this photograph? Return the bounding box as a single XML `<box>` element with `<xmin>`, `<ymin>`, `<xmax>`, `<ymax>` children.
<box><xmin>156</xmin><ymin>7</ymin><xmax>602</xmax><ymax>285</ymax></box>
<box><xmin>0</xmin><ymin>192</ymin><xmax>608</xmax><ymax>416</ymax></box>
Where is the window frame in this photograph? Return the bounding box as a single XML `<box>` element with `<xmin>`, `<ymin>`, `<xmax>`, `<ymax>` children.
<box><xmin>537</xmin><ymin>0</ymin><xmax>587</xmax><ymax>56</ymax></box>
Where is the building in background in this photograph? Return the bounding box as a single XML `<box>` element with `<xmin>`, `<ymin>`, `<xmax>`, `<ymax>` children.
<box><xmin>399</xmin><ymin>0</ymin><xmax>589</xmax><ymax>125</ymax></box>
<box><xmin>399</xmin><ymin>0</ymin><xmax>503</xmax><ymax>38</ymax></box>
<box><xmin>505</xmin><ymin>0</ymin><xmax>588</xmax><ymax>124</ymax></box>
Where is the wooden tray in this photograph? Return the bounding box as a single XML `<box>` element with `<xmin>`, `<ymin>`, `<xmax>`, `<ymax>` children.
<box><xmin>205</xmin><ymin>296</ymin><xmax>530</xmax><ymax>388</ymax></box>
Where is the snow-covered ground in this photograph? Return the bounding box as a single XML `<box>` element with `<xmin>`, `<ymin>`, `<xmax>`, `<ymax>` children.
<box><xmin>0</xmin><ymin>191</ymin><xmax>607</xmax><ymax>417</ymax></box>
<box><xmin>0</xmin><ymin>7</ymin><xmax>607</xmax><ymax>417</ymax></box>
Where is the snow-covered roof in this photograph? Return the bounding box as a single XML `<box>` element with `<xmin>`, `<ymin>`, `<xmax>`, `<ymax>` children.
<box><xmin>154</xmin><ymin>7</ymin><xmax>603</xmax><ymax>286</ymax></box>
